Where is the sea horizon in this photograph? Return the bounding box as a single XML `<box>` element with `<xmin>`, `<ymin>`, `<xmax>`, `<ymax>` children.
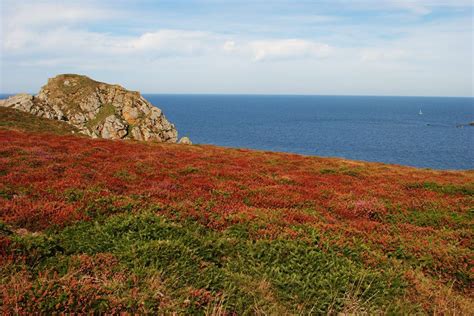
<box><xmin>2</xmin><ymin>93</ymin><xmax>474</xmax><ymax>98</ymax></box>
<box><xmin>4</xmin><ymin>93</ymin><xmax>471</xmax><ymax>170</ymax></box>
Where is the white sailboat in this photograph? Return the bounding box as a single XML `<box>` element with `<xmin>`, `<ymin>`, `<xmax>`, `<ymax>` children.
<box><xmin>419</xmin><ymin>109</ymin><xmax>423</xmax><ymax>115</ymax></box>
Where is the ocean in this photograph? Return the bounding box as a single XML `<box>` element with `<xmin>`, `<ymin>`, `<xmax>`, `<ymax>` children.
<box><xmin>1</xmin><ymin>93</ymin><xmax>472</xmax><ymax>170</ymax></box>
<box><xmin>145</xmin><ymin>95</ymin><xmax>473</xmax><ymax>170</ymax></box>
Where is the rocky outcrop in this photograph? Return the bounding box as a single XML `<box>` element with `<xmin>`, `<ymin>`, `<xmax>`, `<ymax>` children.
<box><xmin>0</xmin><ymin>94</ymin><xmax>67</xmax><ymax>121</ymax></box>
<box><xmin>0</xmin><ymin>74</ymin><xmax>182</xmax><ymax>142</ymax></box>
<box><xmin>178</xmin><ymin>136</ymin><xmax>192</xmax><ymax>145</ymax></box>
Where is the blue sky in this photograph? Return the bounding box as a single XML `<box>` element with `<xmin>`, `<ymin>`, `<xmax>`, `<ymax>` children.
<box><xmin>1</xmin><ymin>0</ymin><xmax>473</xmax><ymax>96</ymax></box>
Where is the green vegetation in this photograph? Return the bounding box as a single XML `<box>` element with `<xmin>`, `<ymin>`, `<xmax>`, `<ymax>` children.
<box><xmin>85</xmin><ymin>103</ymin><xmax>116</xmax><ymax>130</ymax></box>
<box><xmin>180</xmin><ymin>166</ymin><xmax>200</xmax><ymax>175</ymax></box>
<box><xmin>2</xmin><ymin>212</ymin><xmax>408</xmax><ymax>314</ymax></box>
<box><xmin>406</xmin><ymin>181</ymin><xmax>474</xmax><ymax>196</ymax></box>
<box><xmin>406</xmin><ymin>182</ymin><xmax>474</xmax><ymax>196</ymax></box>
<box><xmin>320</xmin><ymin>168</ymin><xmax>337</xmax><ymax>174</ymax></box>
<box><xmin>422</xmin><ymin>181</ymin><xmax>474</xmax><ymax>196</ymax></box>
<box><xmin>385</xmin><ymin>206</ymin><xmax>473</xmax><ymax>229</ymax></box>
<box><xmin>0</xmin><ymin>107</ymin><xmax>79</xmax><ymax>135</ymax></box>
<box><xmin>319</xmin><ymin>166</ymin><xmax>365</xmax><ymax>177</ymax></box>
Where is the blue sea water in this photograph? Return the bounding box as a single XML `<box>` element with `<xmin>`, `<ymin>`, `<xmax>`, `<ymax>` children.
<box><xmin>1</xmin><ymin>93</ymin><xmax>472</xmax><ymax>169</ymax></box>
<box><xmin>144</xmin><ymin>95</ymin><xmax>473</xmax><ymax>170</ymax></box>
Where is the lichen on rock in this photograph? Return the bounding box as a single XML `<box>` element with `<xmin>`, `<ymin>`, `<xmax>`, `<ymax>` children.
<box><xmin>0</xmin><ymin>74</ymin><xmax>181</xmax><ymax>142</ymax></box>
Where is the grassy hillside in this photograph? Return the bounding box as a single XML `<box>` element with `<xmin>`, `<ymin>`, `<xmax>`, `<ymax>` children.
<box><xmin>0</xmin><ymin>107</ymin><xmax>80</xmax><ymax>135</ymax></box>
<box><xmin>0</xmin><ymin>110</ymin><xmax>473</xmax><ymax>314</ymax></box>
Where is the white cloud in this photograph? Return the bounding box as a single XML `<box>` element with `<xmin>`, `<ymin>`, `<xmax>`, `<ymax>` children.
<box><xmin>222</xmin><ymin>41</ymin><xmax>237</xmax><ymax>52</ymax></box>
<box><xmin>2</xmin><ymin>27</ymin><xmax>220</xmax><ymax>59</ymax></box>
<box><xmin>3</xmin><ymin>2</ymin><xmax>332</xmax><ymax>64</ymax></box>
<box><xmin>2</xmin><ymin>1</ymin><xmax>115</xmax><ymax>28</ymax></box>
<box><xmin>360</xmin><ymin>48</ymin><xmax>409</xmax><ymax>62</ymax></box>
<box><xmin>3</xmin><ymin>28</ymin><xmax>110</xmax><ymax>53</ymax></box>
<box><xmin>2</xmin><ymin>22</ymin><xmax>333</xmax><ymax>63</ymax></box>
<box><xmin>273</xmin><ymin>14</ymin><xmax>340</xmax><ymax>24</ymax></box>
<box><xmin>1</xmin><ymin>0</ymin><xmax>122</xmax><ymax>54</ymax></box>
<box><xmin>129</xmin><ymin>30</ymin><xmax>217</xmax><ymax>56</ymax></box>
<box><xmin>248</xmin><ymin>39</ymin><xmax>333</xmax><ymax>62</ymax></box>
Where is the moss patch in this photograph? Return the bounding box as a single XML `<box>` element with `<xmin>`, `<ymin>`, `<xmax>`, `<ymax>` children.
<box><xmin>85</xmin><ymin>104</ymin><xmax>116</xmax><ymax>130</ymax></box>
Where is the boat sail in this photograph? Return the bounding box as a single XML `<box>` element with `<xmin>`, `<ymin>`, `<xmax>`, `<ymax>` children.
<box><xmin>419</xmin><ymin>109</ymin><xmax>423</xmax><ymax>115</ymax></box>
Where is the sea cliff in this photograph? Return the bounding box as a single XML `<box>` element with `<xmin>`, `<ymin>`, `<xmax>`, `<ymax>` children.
<box><xmin>0</xmin><ymin>74</ymin><xmax>187</xmax><ymax>143</ymax></box>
